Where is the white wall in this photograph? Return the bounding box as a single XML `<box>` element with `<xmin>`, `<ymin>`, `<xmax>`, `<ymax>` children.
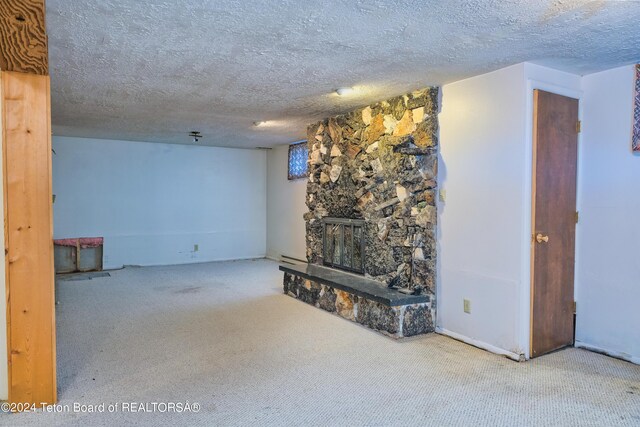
<box><xmin>575</xmin><ymin>65</ymin><xmax>640</xmax><ymax>364</ymax></box>
<box><xmin>266</xmin><ymin>143</ymin><xmax>307</xmax><ymax>261</ymax></box>
<box><xmin>438</xmin><ymin>64</ymin><xmax>528</xmax><ymax>358</ymax></box>
<box><xmin>52</xmin><ymin>136</ymin><xmax>267</xmax><ymax>269</ymax></box>
<box><xmin>438</xmin><ymin>63</ymin><xmax>582</xmax><ymax>359</ymax></box>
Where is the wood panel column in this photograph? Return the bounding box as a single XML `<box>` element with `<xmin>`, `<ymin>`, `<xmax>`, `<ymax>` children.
<box><xmin>0</xmin><ymin>0</ymin><xmax>56</xmax><ymax>405</ymax></box>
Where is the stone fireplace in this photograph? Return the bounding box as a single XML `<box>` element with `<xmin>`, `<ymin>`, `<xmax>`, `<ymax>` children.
<box><xmin>280</xmin><ymin>87</ymin><xmax>439</xmax><ymax>337</ymax></box>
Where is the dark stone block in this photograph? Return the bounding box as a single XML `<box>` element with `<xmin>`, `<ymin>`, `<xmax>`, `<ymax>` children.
<box><xmin>392</xmin><ymin>202</ymin><xmax>412</xmax><ymax>219</ymax></box>
<box><xmin>392</xmin><ymin>246</ymin><xmax>406</xmax><ymax>264</ymax></box>
<box><xmin>364</xmin><ymin>229</ymin><xmax>396</xmax><ymax>277</ymax></box>
<box><xmin>297</xmin><ymin>279</ymin><xmax>322</xmax><ymax>305</ymax></box>
<box><xmin>412</xmin><ymin>258</ymin><xmax>435</xmax><ymax>294</ymax></box>
<box><xmin>392</xmin><ymin>136</ymin><xmax>437</xmax><ymax>156</ymax></box>
<box><xmin>396</xmin><ymin>263</ymin><xmax>412</xmax><ymax>289</ymax></box>
<box><xmin>316</xmin><ymin>185</ymin><xmax>359</xmax><ymax>218</ymax></box>
<box><xmin>402</xmin><ymin>304</ymin><xmax>434</xmax><ymax>337</ymax></box>
<box><xmin>406</xmin><ymin>89</ymin><xmax>438</xmax><ymax>110</ymax></box>
<box><xmin>388</xmin><ymin>222</ymin><xmax>406</xmax><ymax>236</ymax></box>
<box><xmin>318</xmin><ymin>286</ymin><xmax>337</xmax><ymax>312</ymax></box>
<box><xmin>356</xmin><ymin>298</ymin><xmax>400</xmax><ymax>335</ymax></box>
<box><xmin>283</xmin><ymin>272</ymin><xmax>303</xmax><ymax>297</ymax></box>
<box><xmin>390</xmin><ymin>97</ymin><xmax>406</xmax><ymax>120</ymax></box>
<box><xmin>421</xmin><ymin>233</ymin><xmax>437</xmax><ymax>258</ymax></box>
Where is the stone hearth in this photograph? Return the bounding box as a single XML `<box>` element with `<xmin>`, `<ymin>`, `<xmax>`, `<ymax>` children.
<box><xmin>281</xmin><ymin>264</ymin><xmax>433</xmax><ymax>338</ymax></box>
<box><xmin>283</xmin><ymin>87</ymin><xmax>439</xmax><ymax>337</ymax></box>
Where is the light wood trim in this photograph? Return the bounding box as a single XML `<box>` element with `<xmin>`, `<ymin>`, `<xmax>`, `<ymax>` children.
<box><xmin>1</xmin><ymin>71</ymin><xmax>9</xmax><ymax>400</ymax></box>
<box><xmin>529</xmin><ymin>89</ymin><xmax>540</xmax><ymax>355</ymax></box>
<box><xmin>47</xmin><ymin>76</ymin><xmax>56</xmax><ymax>400</ymax></box>
<box><xmin>2</xmin><ymin>71</ymin><xmax>56</xmax><ymax>405</ymax></box>
<box><xmin>0</xmin><ymin>0</ymin><xmax>48</xmax><ymax>75</ymax></box>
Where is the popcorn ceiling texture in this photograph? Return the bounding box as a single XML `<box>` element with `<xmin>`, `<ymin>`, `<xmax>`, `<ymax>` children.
<box><xmin>46</xmin><ymin>0</ymin><xmax>640</xmax><ymax>147</ymax></box>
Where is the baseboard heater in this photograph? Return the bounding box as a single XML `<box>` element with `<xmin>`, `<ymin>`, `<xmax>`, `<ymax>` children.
<box><xmin>280</xmin><ymin>254</ymin><xmax>306</xmax><ymax>265</ymax></box>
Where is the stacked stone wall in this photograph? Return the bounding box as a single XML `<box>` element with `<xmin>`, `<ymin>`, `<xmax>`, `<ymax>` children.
<box><xmin>305</xmin><ymin>88</ymin><xmax>439</xmax><ymax>299</ymax></box>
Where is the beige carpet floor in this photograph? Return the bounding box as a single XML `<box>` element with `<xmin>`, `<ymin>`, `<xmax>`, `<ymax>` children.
<box><xmin>2</xmin><ymin>259</ymin><xmax>639</xmax><ymax>426</ymax></box>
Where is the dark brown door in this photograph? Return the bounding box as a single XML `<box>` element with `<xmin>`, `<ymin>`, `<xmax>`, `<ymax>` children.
<box><xmin>531</xmin><ymin>90</ymin><xmax>579</xmax><ymax>358</ymax></box>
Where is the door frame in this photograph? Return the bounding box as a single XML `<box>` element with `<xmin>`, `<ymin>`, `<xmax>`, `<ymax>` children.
<box><xmin>521</xmin><ymin>79</ymin><xmax>583</xmax><ymax>360</ymax></box>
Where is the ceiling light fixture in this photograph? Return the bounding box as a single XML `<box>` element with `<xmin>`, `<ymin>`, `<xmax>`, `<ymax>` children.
<box><xmin>253</xmin><ymin>121</ymin><xmax>267</xmax><ymax>127</ymax></box>
<box><xmin>335</xmin><ymin>87</ymin><xmax>354</xmax><ymax>96</ymax></box>
<box><xmin>189</xmin><ymin>131</ymin><xmax>202</xmax><ymax>143</ymax></box>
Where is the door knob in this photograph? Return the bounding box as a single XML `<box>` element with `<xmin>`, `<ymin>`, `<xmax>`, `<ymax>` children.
<box><xmin>536</xmin><ymin>233</ymin><xmax>549</xmax><ymax>243</ymax></box>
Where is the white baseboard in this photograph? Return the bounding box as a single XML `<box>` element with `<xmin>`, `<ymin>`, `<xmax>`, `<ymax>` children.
<box><xmin>266</xmin><ymin>254</ymin><xmax>306</xmax><ymax>264</ymax></box>
<box><xmin>436</xmin><ymin>327</ymin><xmax>524</xmax><ymax>362</ymax></box>
<box><xmin>575</xmin><ymin>341</ymin><xmax>640</xmax><ymax>365</ymax></box>
<box><xmin>107</xmin><ymin>255</ymin><xmax>268</xmax><ymax>270</ymax></box>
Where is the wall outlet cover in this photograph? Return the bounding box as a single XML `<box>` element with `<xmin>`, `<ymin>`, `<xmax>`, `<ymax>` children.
<box><xmin>193</xmin><ymin>244</ymin><xmax>199</xmax><ymax>252</ymax></box>
<box><xmin>463</xmin><ymin>299</ymin><xmax>471</xmax><ymax>314</ymax></box>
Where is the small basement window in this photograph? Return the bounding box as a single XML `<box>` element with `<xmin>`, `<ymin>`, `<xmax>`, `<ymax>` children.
<box><xmin>288</xmin><ymin>141</ymin><xmax>308</xmax><ymax>180</ymax></box>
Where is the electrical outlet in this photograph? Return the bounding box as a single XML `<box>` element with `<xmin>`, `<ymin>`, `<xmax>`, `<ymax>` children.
<box><xmin>463</xmin><ymin>299</ymin><xmax>471</xmax><ymax>314</ymax></box>
<box><xmin>439</xmin><ymin>189</ymin><xmax>446</xmax><ymax>202</ymax></box>
<box><xmin>193</xmin><ymin>244</ymin><xmax>199</xmax><ymax>252</ymax></box>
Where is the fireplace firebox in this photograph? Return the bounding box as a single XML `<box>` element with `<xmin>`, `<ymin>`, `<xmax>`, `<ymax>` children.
<box><xmin>322</xmin><ymin>217</ymin><xmax>365</xmax><ymax>274</ymax></box>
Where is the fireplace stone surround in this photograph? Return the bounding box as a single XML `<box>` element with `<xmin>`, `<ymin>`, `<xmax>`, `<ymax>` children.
<box><xmin>282</xmin><ymin>87</ymin><xmax>439</xmax><ymax>337</ymax></box>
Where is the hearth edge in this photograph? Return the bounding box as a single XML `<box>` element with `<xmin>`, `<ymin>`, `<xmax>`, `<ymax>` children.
<box><xmin>282</xmin><ymin>267</ymin><xmax>434</xmax><ymax>338</ymax></box>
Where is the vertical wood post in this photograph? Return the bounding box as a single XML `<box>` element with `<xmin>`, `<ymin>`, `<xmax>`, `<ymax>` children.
<box><xmin>0</xmin><ymin>0</ymin><xmax>56</xmax><ymax>405</ymax></box>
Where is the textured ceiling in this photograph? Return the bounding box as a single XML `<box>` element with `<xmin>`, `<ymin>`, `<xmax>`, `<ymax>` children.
<box><xmin>47</xmin><ymin>0</ymin><xmax>640</xmax><ymax>148</ymax></box>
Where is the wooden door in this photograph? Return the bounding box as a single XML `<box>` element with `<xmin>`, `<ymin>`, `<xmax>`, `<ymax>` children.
<box><xmin>2</xmin><ymin>71</ymin><xmax>57</xmax><ymax>404</ymax></box>
<box><xmin>530</xmin><ymin>90</ymin><xmax>579</xmax><ymax>358</ymax></box>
